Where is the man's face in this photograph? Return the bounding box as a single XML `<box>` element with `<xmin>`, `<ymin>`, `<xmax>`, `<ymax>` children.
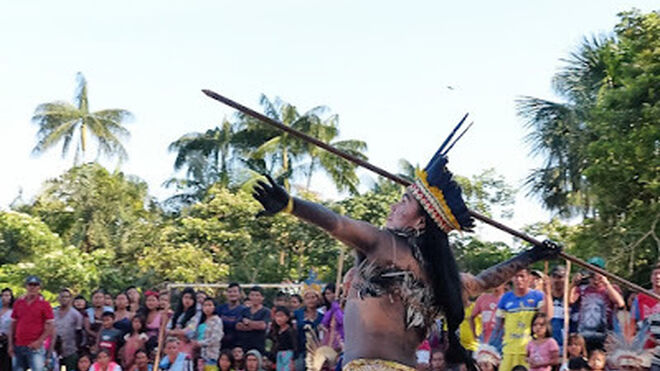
<box><xmin>386</xmin><ymin>191</ymin><xmax>423</xmax><ymax>230</ymax></box>
<box><xmin>248</xmin><ymin>291</ymin><xmax>263</xmax><ymax>306</ymax></box>
<box><xmin>196</xmin><ymin>292</ymin><xmax>207</xmax><ymax>304</ymax></box>
<box><xmin>59</xmin><ymin>291</ymin><xmax>72</xmax><ymax>307</ymax></box>
<box><xmin>26</xmin><ymin>282</ymin><xmax>40</xmax><ymax>296</ymax></box>
<box><xmin>512</xmin><ymin>270</ymin><xmax>530</xmax><ymax>292</ymax></box>
<box><xmin>246</xmin><ymin>355</ymin><xmax>259</xmax><ymax>371</ymax></box>
<box><xmin>551</xmin><ymin>272</ymin><xmax>565</xmax><ymax>293</ymax></box>
<box><xmin>652</xmin><ymin>269</ymin><xmax>660</xmax><ymax>290</ymax></box>
<box><xmin>226</xmin><ymin>287</ymin><xmax>240</xmax><ymax>302</ymax></box>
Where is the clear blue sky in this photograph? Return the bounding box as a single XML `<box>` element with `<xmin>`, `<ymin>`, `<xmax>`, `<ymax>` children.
<box><xmin>0</xmin><ymin>1</ymin><xmax>655</xmax><ymax>243</ymax></box>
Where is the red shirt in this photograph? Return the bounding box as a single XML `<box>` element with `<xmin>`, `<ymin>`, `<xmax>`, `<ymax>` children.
<box><xmin>11</xmin><ymin>295</ymin><xmax>54</xmax><ymax>346</ymax></box>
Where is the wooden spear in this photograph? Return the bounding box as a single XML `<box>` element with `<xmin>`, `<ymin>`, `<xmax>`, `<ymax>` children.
<box><xmin>201</xmin><ymin>89</ymin><xmax>660</xmax><ymax>302</ymax></box>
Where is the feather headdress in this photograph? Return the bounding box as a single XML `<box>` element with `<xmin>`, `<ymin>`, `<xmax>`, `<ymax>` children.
<box><xmin>408</xmin><ymin>115</ymin><xmax>474</xmax><ymax>233</ymax></box>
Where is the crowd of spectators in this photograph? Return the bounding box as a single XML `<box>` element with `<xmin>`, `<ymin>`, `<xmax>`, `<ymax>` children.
<box><xmin>435</xmin><ymin>258</ymin><xmax>659</xmax><ymax>371</ymax></box>
<box><xmin>0</xmin><ymin>278</ymin><xmax>342</xmax><ymax>371</ymax></box>
<box><xmin>1</xmin><ymin>257</ymin><xmax>659</xmax><ymax>371</ymax></box>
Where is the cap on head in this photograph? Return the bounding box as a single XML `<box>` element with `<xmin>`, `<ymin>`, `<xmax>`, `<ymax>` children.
<box><xmin>25</xmin><ymin>275</ymin><xmax>41</xmax><ymax>285</ymax></box>
<box><xmin>587</xmin><ymin>257</ymin><xmax>605</xmax><ymax>269</ymax></box>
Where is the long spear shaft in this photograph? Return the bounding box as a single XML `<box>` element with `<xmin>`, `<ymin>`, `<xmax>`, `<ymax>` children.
<box><xmin>202</xmin><ymin>89</ymin><xmax>660</xmax><ymax>301</ymax></box>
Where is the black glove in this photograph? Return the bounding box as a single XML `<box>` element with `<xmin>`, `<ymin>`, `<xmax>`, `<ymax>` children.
<box><xmin>529</xmin><ymin>239</ymin><xmax>562</xmax><ymax>261</ymax></box>
<box><xmin>252</xmin><ymin>174</ymin><xmax>291</xmax><ymax>217</ymax></box>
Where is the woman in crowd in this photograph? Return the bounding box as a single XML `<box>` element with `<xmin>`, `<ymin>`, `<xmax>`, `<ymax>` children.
<box><xmin>195</xmin><ymin>298</ymin><xmax>224</xmax><ymax>371</ymax></box>
<box><xmin>77</xmin><ymin>353</ymin><xmax>93</xmax><ymax>371</ymax></box>
<box><xmin>140</xmin><ymin>290</ymin><xmax>162</xmax><ymax>352</ymax></box>
<box><xmin>218</xmin><ymin>350</ymin><xmax>235</xmax><ymax>371</ymax></box>
<box><xmin>0</xmin><ymin>288</ymin><xmax>14</xmax><ymax>371</ymax></box>
<box><xmin>126</xmin><ymin>287</ymin><xmax>141</xmax><ymax>313</ymax></box>
<box><xmin>244</xmin><ymin>350</ymin><xmax>263</xmax><ymax>371</ymax></box>
<box><xmin>121</xmin><ymin>316</ymin><xmax>148</xmax><ymax>370</ymax></box>
<box><xmin>321</xmin><ymin>284</ymin><xmax>335</xmax><ymax>313</ymax></box>
<box><xmin>74</xmin><ymin>295</ymin><xmax>88</xmax><ymax>313</ymax></box>
<box><xmin>293</xmin><ymin>288</ymin><xmax>322</xmax><ymax>364</ymax></box>
<box><xmin>114</xmin><ymin>292</ymin><xmax>135</xmax><ymax>335</ymax></box>
<box><xmin>169</xmin><ymin>287</ymin><xmax>201</xmax><ymax>356</ymax></box>
<box><xmin>105</xmin><ymin>293</ymin><xmax>115</xmax><ymax>308</ymax></box>
<box><xmin>92</xmin><ymin>348</ymin><xmax>122</xmax><ymax>371</ymax></box>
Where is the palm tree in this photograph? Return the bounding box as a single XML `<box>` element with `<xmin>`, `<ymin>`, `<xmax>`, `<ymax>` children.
<box><xmin>298</xmin><ymin>112</ymin><xmax>367</xmax><ymax>194</ymax></box>
<box><xmin>168</xmin><ymin>119</ymin><xmax>235</xmax><ymax>186</ymax></box>
<box><xmin>232</xmin><ymin>95</ymin><xmax>317</xmax><ymax>188</ymax></box>
<box><xmin>516</xmin><ymin>36</ymin><xmax>612</xmax><ymax>217</ymax></box>
<box><xmin>32</xmin><ymin>72</ymin><xmax>133</xmax><ymax>164</ymax></box>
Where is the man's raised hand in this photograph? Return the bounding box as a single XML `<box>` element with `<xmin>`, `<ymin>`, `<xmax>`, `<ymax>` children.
<box><xmin>252</xmin><ymin>174</ymin><xmax>291</xmax><ymax>217</ymax></box>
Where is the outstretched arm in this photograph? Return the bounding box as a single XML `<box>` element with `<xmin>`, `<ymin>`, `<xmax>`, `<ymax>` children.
<box><xmin>462</xmin><ymin>241</ymin><xmax>561</xmax><ymax>297</ymax></box>
<box><xmin>253</xmin><ymin>175</ymin><xmax>385</xmax><ymax>255</ymax></box>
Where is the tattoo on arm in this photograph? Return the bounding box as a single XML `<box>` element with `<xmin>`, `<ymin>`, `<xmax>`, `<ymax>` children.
<box><xmin>472</xmin><ymin>249</ymin><xmax>538</xmax><ymax>293</ymax></box>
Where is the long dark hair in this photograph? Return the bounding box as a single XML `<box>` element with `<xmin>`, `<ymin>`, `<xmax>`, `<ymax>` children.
<box><xmin>171</xmin><ymin>287</ymin><xmax>197</xmax><ymax>330</ymax></box>
<box><xmin>1</xmin><ymin>288</ymin><xmax>14</xmax><ymax>308</ymax></box>
<box><xmin>416</xmin><ymin>212</ymin><xmax>470</xmax><ymax>366</ymax></box>
<box><xmin>199</xmin><ymin>298</ymin><xmax>217</xmax><ymax>325</ymax></box>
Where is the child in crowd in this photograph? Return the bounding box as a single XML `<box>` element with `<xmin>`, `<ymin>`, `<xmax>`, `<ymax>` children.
<box><xmin>232</xmin><ymin>347</ymin><xmax>245</xmax><ymax>371</ymax></box>
<box><xmin>559</xmin><ymin>334</ymin><xmax>587</xmax><ymax>371</ymax></box>
<box><xmin>473</xmin><ymin>344</ymin><xmax>501</xmax><ymax>371</ymax></box>
<box><xmin>91</xmin><ymin>349</ymin><xmax>122</xmax><ymax>371</ymax></box>
<box><xmin>567</xmin><ymin>357</ymin><xmax>589</xmax><ymax>371</ymax></box>
<box><xmin>97</xmin><ymin>311</ymin><xmax>123</xmax><ymax>361</ymax></box>
<box><xmin>159</xmin><ymin>337</ymin><xmax>193</xmax><ymax>371</ymax></box>
<box><xmin>526</xmin><ymin>313</ymin><xmax>560</xmax><ymax>371</ymax></box>
<box><xmin>195</xmin><ymin>298</ymin><xmax>224</xmax><ymax>371</ymax></box>
<box><xmin>77</xmin><ymin>353</ymin><xmax>93</xmax><ymax>371</ymax></box>
<box><xmin>588</xmin><ymin>350</ymin><xmax>606</xmax><ymax>371</ymax></box>
<box><xmin>270</xmin><ymin>306</ymin><xmax>296</xmax><ymax>371</ymax></box>
<box><xmin>429</xmin><ymin>350</ymin><xmax>445</xmax><ymax>371</ymax></box>
<box><xmin>218</xmin><ymin>350</ymin><xmax>235</xmax><ymax>371</ymax></box>
<box><xmin>122</xmin><ymin>316</ymin><xmax>149</xmax><ymax>370</ymax></box>
<box><xmin>129</xmin><ymin>349</ymin><xmax>152</xmax><ymax>371</ymax></box>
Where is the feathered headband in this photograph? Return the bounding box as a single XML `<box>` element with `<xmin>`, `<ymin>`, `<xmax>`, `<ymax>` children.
<box><xmin>408</xmin><ymin>115</ymin><xmax>474</xmax><ymax>233</ymax></box>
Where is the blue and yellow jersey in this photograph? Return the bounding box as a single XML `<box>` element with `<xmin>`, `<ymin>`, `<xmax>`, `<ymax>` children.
<box><xmin>496</xmin><ymin>290</ymin><xmax>544</xmax><ymax>355</ymax></box>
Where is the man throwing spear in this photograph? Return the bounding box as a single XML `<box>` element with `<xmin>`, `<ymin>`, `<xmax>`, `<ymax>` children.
<box><xmin>252</xmin><ymin>146</ymin><xmax>560</xmax><ymax>370</ymax></box>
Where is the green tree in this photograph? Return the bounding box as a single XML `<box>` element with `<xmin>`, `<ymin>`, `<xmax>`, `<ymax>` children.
<box><xmin>297</xmin><ymin>112</ymin><xmax>368</xmax><ymax>194</ymax></box>
<box><xmin>165</xmin><ymin>119</ymin><xmax>237</xmax><ymax>206</ymax></box>
<box><xmin>31</xmin><ymin>72</ymin><xmax>133</xmax><ymax>164</ymax></box>
<box><xmin>518</xmin><ymin>10</ymin><xmax>660</xmax><ymax>284</ymax></box>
